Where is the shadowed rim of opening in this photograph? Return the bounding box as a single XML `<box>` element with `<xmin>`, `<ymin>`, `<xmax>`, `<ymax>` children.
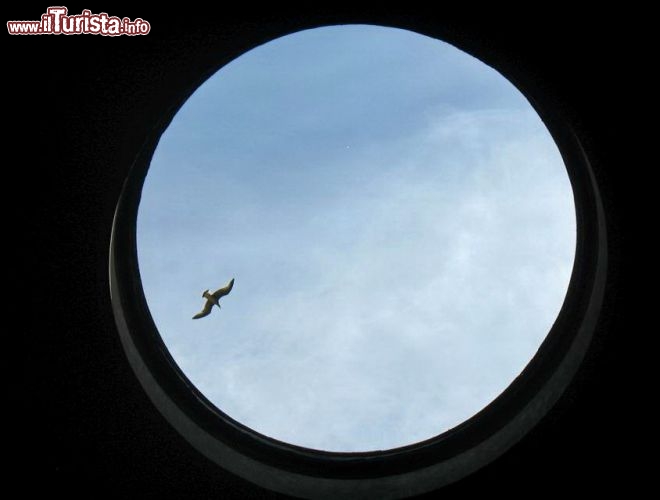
<box><xmin>109</xmin><ymin>23</ymin><xmax>608</xmax><ymax>499</ymax></box>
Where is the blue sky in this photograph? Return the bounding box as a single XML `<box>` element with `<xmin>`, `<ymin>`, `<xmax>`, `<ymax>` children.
<box><xmin>137</xmin><ymin>25</ymin><xmax>575</xmax><ymax>452</ymax></box>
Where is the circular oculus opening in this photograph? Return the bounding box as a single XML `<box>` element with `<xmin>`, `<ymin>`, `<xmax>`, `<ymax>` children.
<box><xmin>111</xmin><ymin>23</ymin><xmax>607</xmax><ymax>499</ymax></box>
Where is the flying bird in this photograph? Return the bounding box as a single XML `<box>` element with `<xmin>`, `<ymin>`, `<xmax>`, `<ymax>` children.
<box><xmin>192</xmin><ymin>278</ymin><xmax>235</xmax><ymax>319</ymax></box>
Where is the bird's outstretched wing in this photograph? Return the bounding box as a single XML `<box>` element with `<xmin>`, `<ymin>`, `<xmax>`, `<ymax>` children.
<box><xmin>192</xmin><ymin>299</ymin><xmax>213</xmax><ymax>320</ymax></box>
<box><xmin>212</xmin><ymin>278</ymin><xmax>235</xmax><ymax>299</ymax></box>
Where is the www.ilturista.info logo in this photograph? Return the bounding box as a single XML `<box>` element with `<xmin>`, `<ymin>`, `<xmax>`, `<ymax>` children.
<box><xmin>7</xmin><ymin>6</ymin><xmax>150</xmax><ymax>36</ymax></box>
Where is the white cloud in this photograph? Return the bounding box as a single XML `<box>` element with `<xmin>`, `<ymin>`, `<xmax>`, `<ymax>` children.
<box><xmin>139</xmin><ymin>107</ymin><xmax>574</xmax><ymax>451</ymax></box>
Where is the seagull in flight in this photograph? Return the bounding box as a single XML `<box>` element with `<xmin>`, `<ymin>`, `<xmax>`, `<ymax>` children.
<box><xmin>192</xmin><ymin>278</ymin><xmax>235</xmax><ymax>319</ymax></box>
